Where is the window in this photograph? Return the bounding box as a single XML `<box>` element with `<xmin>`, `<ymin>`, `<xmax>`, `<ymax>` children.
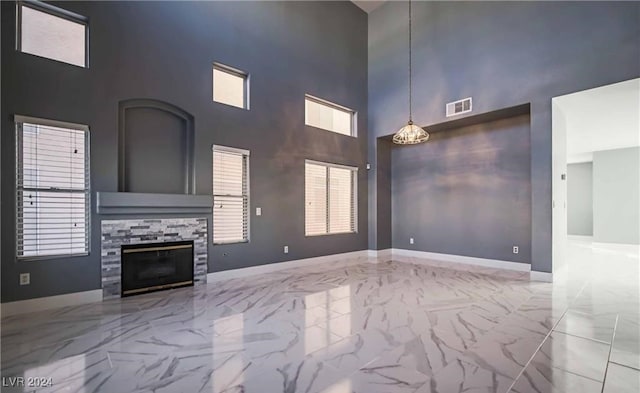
<box><xmin>213</xmin><ymin>63</ymin><xmax>249</xmax><ymax>109</ymax></box>
<box><xmin>213</xmin><ymin>146</ymin><xmax>249</xmax><ymax>244</ymax></box>
<box><xmin>305</xmin><ymin>95</ymin><xmax>356</xmax><ymax>136</ymax></box>
<box><xmin>305</xmin><ymin>160</ymin><xmax>357</xmax><ymax>236</ymax></box>
<box><xmin>16</xmin><ymin>117</ymin><xmax>90</xmax><ymax>258</ymax></box>
<box><xmin>18</xmin><ymin>1</ymin><xmax>88</xmax><ymax>67</ymax></box>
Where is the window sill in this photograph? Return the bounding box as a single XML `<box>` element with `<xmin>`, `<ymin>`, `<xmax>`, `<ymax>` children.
<box><xmin>17</xmin><ymin>252</ymin><xmax>89</xmax><ymax>262</ymax></box>
<box><xmin>213</xmin><ymin>240</ymin><xmax>249</xmax><ymax>245</ymax></box>
<box><xmin>305</xmin><ymin>231</ymin><xmax>357</xmax><ymax>237</ymax></box>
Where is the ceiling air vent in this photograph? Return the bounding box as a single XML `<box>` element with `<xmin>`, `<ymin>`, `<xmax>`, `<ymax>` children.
<box><xmin>446</xmin><ymin>97</ymin><xmax>472</xmax><ymax>117</ymax></box>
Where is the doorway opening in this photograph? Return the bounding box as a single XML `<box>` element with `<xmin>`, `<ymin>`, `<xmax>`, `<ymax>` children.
<box><xmin>552</xmin><ymin>78</ymin><xmax>640</xmax><ymax>275</ymax></box>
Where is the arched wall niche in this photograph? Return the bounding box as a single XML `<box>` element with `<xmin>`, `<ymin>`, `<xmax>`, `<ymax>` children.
<box><xmin>118</xmin><ymin>99</ymin><xmax>195</xmax><ymax>194</ymax></box>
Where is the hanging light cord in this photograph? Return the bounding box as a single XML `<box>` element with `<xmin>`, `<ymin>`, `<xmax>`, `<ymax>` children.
<box><xmin>408</xmin><ymin>0</ymin><xmax>413</xmax><ymax>124</ymax></box>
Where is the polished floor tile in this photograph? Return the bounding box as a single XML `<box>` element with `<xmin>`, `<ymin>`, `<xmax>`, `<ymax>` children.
<box><xmin>603</xmin><ymin>362</ymin><xmax>640</xmax><ymax>393</ymax></box>
<box><xmin>416</xmin><ymin>358</ymin><xmax>513</xmax><ymax>393</ymax></box>
<box><xmin>510</xmin><ymin>362</ymin><xmax>603</xmax><ymax>393</ymax></box>
<box><xmin>1</xmin><ymin>241</ymin><xmax>639</xmax><ymax>393</ymax></box>
<box><xmin>319</xmin><ymin>363</ymin><xmax>430</xmax><ymax>393</ymax></box>
<box><xmin>532</xmin><ymin>331</ymin><xmax>611</xmax><ymax>382</ymax></box>
<box><xmin>554</xmin><ymin>309</ymin><xmax>617</xmax><ymax>344</ymax></box>
<box><xmin>610</xmin><ymin>316</ymin><xmax>640</xmax><ymax>370</ymax></box>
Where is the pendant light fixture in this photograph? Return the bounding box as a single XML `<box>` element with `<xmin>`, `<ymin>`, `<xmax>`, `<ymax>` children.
<box><xmin>392</xmin><ymin>0</ymin><xmax>429</xmax><ymax>145</ymax></box>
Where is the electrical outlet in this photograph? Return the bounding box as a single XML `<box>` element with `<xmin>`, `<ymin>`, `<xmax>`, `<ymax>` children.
<box><xmin>410</xmin><ymin>238</ymin><xmax>414</xmax><ymax>245</ymax></box>
<box><xmin>513</xmin><ymin>246</ymin><xmax>519</xmax><ymax>254</ymax></box>
<box><xmin>284</xmin><ymin>245</ymin><xmax>289</xmax><ymax>254</ymax></box>
<box><xmin>20</xmin><ymin>273</ymin><xmax>30</xmax><ymax>286</ymax></box>
<box><xmin>256</xmin><ymin>207</ymin><xmax>262</xmax><ymax>216</ymax></box>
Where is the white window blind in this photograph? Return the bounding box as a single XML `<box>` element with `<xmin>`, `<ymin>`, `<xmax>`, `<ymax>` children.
<box><xmin>16</xmin><ymin>120</ymin><xmax>90</xmax><ymax>258</ymax></box>
<box><xmin>305</xmin><ymin>95</ymin><xmax>355</xmax><ymax>136</ymax></box>
<box><xmin>305</xmin><ymin>161</ymin><xmax>357</xmax><ymax>236</ymax></box>
<box><xmin>213</xmin><ymin>63</ymin><xmax>249</xmax><ymax>109</ymax></box>
<box><xmin>19</xmin><ymin>3</ymin><xmax>87</xmax><ymax>68</ymax></box>
<box><xmin>213</xmin><ymin>146</ymin><xmax>249</xmax><ymax>244</ymax></box>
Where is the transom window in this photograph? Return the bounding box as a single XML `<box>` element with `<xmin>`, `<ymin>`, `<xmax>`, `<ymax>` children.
<box><xmin>213</xmin><ymin>63</ymin><xmax>249</xmax><ymax>110</ymax></box>
<box><xmin>18</xmin><ymin>1</ymin><xmax>88</xmax><ymax>67</ymax></box>
<box><xmin>305</xmin><ymin>160</ymin><xmax>357</xmax><ymax>236</ymax></box>
<box><xmin>16</xmin><ymin>117</ymin><xmax>90</xmax><ymax>258</ymax></box>
<box><xmin>305</xmin><ymin>95</ymin><xmax>356</xmax><ymax>137</ymax></box>
<box><xmin>212</xmin><ymin>146</ymin><xmax>250</xmax><ymax>244</ymax></box>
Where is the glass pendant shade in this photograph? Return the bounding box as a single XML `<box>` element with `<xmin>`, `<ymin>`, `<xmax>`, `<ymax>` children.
<box><xmin>392</xmin><ymin>121</ymin><xmax>429</xmax><ymax>145</ymax></box>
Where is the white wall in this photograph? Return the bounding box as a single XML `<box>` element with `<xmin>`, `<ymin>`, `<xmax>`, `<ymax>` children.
<box><xmin>567</xmin><ymin>162</ymin><xmax>593</xmax><ymax>236</ymax></box>
<box><xmin>552</xmin><ymin>100</ymin><xmax>568</xmax><ymax>272</ymax></box>
<box><xmin>593</xmin><ymin>147</ymin><xmax>640</xmax><ymax>245</ymax></box>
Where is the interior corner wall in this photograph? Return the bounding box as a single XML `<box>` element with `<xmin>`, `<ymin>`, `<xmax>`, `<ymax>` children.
<box><xmin>368</xmin><ymin>1</ymin><xmax>640</xmax><ymax>272</ymax></box>
<box><xmin>567</xmin><ymin>162</ymin><xmax>593</xmax><ymax>236</ymax></box>
<box><xmin>593</xmin><ymin>147</ymin><xmax>640</xmax><ymax>245</ymax></box>
<box><xmin>375</xmin><ymin>138</ymin><xmax>393</xmax><ymax>250</ymax></box>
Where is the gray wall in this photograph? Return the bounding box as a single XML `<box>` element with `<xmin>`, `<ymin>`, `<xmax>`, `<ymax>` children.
<box><xmin>567</xmin><ymin>162</ymin><xmax>593</xmax><ymax>236</ymax></box>
<box><xmin>368</xmin><ymin>1</ymin><xmax>640</xmax><ymax>272</ymax></box>
<box><xmin>1</xmin><ymin>1</ymin><xmax>368</xmax><ymax>302</ymax></box>
<box><xmin>392</xmin><ymin>114</ymin><xmax>531</xmax><ymax>263</ymax></box>
<box><xmin>593</xmin><ymin>147</ymin><xmax>640</xmax><ymax>245</ymax></box>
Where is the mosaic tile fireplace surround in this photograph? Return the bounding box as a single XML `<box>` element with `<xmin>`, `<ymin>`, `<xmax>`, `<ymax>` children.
<box><xmin>101</xmin><ymin>217</ymin><xmax>208</xmax><ymax>299</ymax></box>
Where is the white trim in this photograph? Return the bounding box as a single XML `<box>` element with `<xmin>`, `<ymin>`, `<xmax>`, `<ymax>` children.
<box><xmin>212</xmin><ymin>144</ymin><xmax>250</xmax><ymax>156</ymax></box>
<box><xmin>207</xmin><ymin>250</ymin><xmax>369</xmax><ymax>283</ymax></box>
<box><xmin>1</xmin><ymin>289</ymin><xmax>103</xmax><ymax>317</ymax></box>
<box><xmin>305</xmin><ymin>159</ymin><xmax>359</xmax><ymax>172</ymax></box>
<box><xmin>390</xmin><ymin>249</ymin><xmax>531</xmax><ymax>272</ymax></box>
<box><xmin>14</xmin><ymin>114</ymin><xmax>90</xmax><ymax>131</ymax></box>
<box><xmin>530</xmin><ymin>271</ymin><xmax>554</xmax><ymax>282</ymax></box>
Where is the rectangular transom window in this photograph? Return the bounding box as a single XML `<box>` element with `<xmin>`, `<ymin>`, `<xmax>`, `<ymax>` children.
<box><xmin>213</xmin><ymin>146</ymin><xmax>250</xmax><ymax>244</ymax></box>
<box><xmin>305</xmin><ymin>95</ymin><xmax>356</xmax><ymax>137</ymax></box>
<box><xmin>18</xmin><ymin>2</ymin><xmax>88</xmax><ymax>67</ymax></box>
<box><xmin>16</xmin><ymin>117</ymin><xmax>90</xmax><ymax>259</ymax></box>
<box><xmin>213</xmin><ymin>63</ymin><xmax>249</xmax><ymax>109</ymax></box>
<box><xmin>305</xmin><ymin>160</ymin><xmax>357</xmax><ymax>236</ymax></box>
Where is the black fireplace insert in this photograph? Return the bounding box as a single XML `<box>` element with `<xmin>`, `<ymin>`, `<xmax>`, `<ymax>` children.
<box><xmin>121</xmin><ymin>240</ymin><xmax>194</xmax><ymax>296</ymax></box>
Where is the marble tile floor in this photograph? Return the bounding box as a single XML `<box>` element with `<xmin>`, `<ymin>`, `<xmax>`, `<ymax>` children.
<box><xmin>1</xmin><ymin>240</ymin><xmax>638</xmax><ymax>393</ymax></box>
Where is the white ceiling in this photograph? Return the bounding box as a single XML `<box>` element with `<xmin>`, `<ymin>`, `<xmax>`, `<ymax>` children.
<box><xmin>351</xmin><ymin>0</ymin><xmax>386</xmax><ymax>14</ymax></box>
<box><xmin>555</xmin><ymin>78</ymin><xmax>639</xmax><ymax>162</ymax></box>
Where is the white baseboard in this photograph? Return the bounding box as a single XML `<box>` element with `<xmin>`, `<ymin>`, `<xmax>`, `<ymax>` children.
<box><xmin>530</xmin><ymin>271</ymin><xmax>553</xmax><ymax>282</ymax></box>
<box><xmin>390</xmin><ymin>249</ymin><xmax>531</xmax><ymax>272</ymax></box>
<box><xmin>367</xmin><ymin>249</ymin><xmax>392</xmax><ymax>260</ymax></box>
<box><xmin>592</xmin><ymin>242</ymin><xmax>640</xmax><ymax>255</ymax></box>
<box><xmin>1</xmin><ymin>289</ymin><xmax>103</xmax><ymax>317</ymax></box>
<box><xmin>568</xmin><ymin>235</ymin><xmax>594</xmax><ymax>241</ymax></box>
<box><xmin>207</xmin><ymin>250</ymin><xmax>369</xmax><ymax>283</ymax></box>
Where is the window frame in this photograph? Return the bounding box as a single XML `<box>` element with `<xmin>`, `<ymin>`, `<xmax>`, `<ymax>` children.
<box><xmin>14</xmin><ymin>114</ymin><xmax>92</xmax><ymax>261</ymax></box>
<box><xmin>212</xmin><ymin>62</ymin><xmax>250</xmax><ymax>110</ymax></box>
<box><xmin>304</xmin><ymin>94</ymin><xmax>357</xmax><ymax>137</ymax></box>
<box><xmin>16</xmin><ymin>0</ymin><xmax>90</xmax><ymax>68</ymax></box>
<box><xmin>304</xmin><ymin>159</ymin><xmax>358</xmax><ymax>237</ymax></box>
<box><xmin>212</xmin><ymin>145</ymin><xmax>251</xmax><ymax>245</ymax></box>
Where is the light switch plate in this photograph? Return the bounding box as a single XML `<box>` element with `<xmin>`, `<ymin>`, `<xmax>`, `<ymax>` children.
<box><xmin>256</xmin><ymin>207</ymin><xmax>262</xmax><ymax>216</ymax></box>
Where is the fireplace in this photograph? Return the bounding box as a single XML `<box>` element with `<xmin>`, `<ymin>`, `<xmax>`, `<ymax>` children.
<box><xmin>121</xmin><ymin>240</ymin><xmax>194</xmax><ymax>296</ymax></box>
